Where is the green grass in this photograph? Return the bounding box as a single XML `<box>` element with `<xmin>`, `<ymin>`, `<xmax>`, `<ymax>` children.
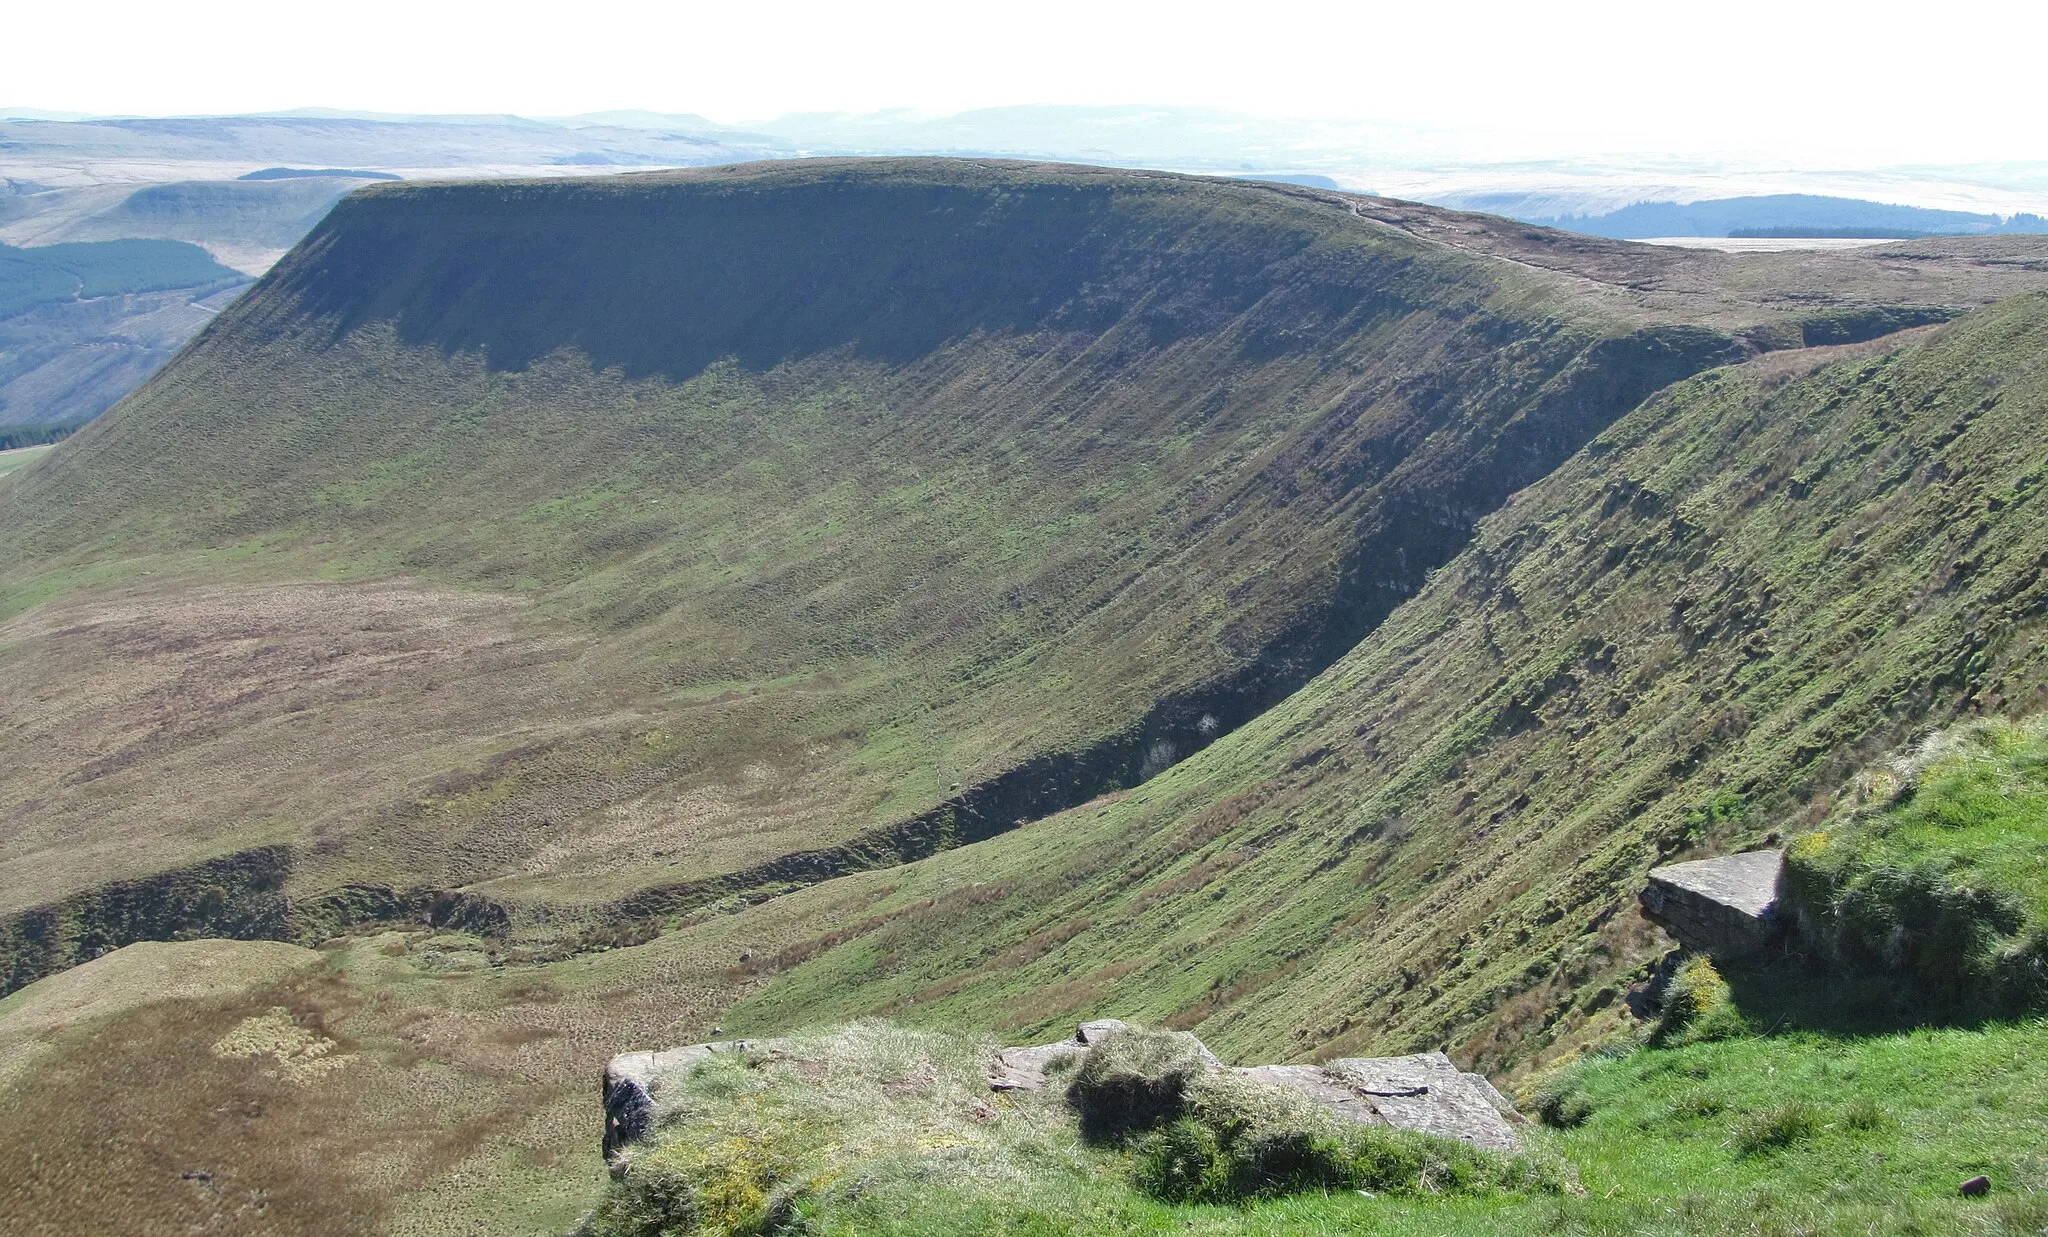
<box><xmin>1527</xmin><ymin>1019</ymin><xmax>2048</xmax><ymax>1235</ymax></box>
<box><xmin>1784</xmin><ymin>717</ymin><xmax>2048</xmax><ymax>1013</ymax></box>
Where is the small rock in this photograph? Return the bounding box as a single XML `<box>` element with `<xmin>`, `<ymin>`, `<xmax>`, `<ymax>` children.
<box><xmin>1960</xmin><ymin>1175</ymin><xmax>1991</xmax><ymax>1197</ymax></box>
<box><xmin>1075</xmin><ymin>1018</ymin><xmax>1130</xmax><ymax>1045</ymax></box>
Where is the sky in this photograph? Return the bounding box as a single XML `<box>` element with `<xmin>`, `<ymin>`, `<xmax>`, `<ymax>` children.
<box><xmin>12</xmin><ymin>0</ymin><xmax>2048</xmax><ymax>167</ymax></box>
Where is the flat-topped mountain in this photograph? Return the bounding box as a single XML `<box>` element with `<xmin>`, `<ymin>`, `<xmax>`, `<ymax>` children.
<box><xmin>7</xmin><ymin>160</ymin><xmax>2048</xmax><ymax>984</ymax></box>
<box><xmin>5</xmin><ymin>158</ymin><xmax>2048</xmax><ymax>1233</ymax></box>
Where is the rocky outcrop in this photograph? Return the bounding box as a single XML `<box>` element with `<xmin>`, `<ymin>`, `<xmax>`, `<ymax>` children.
<box><xmin>1639</xmin><ymin>849</ymin><xmax>1784</xmax><ymax>958</ymax></box>
<box><xmin>603</xmin><ymin>1020</ymin><xmax>1524</xmax><ymax>1168</ymax></box>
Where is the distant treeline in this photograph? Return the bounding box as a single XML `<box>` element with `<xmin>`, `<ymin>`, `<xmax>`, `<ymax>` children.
<box><xmin>0</xmin><ymin>418</ymin><xmax>92</xmax><ymax>451</ymax></box>
<box><xmin>0</xmin><ymin>239</ymin><xmax>242</xmax><ymax>318</ymax></box>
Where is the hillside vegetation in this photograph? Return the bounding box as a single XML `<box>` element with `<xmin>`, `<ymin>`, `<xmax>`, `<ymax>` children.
<box><xmin>1783</xmin><ymin>716</ymin><xmax>2048</xmax><ymax>1015</ymax></box>
<box><xmin>11</xmin><ymin>159</ymin><xmax>2006</xmax><ymax>969</ymax></box>
<box><xmin>724</xmin><ymin>291</ymin><xmax>2048</xmax><ymax>1077</ymax></box>
<box><xmin>6</xmin><ymin>162</ymin><xmax>2048</xmax><ymax>1233</ymax></box>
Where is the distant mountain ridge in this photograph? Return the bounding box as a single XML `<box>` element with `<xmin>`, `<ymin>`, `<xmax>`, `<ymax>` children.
<box><xmin>1496</xmin><ymin>192</ymin><xmax>2048</xmax><ymax>239</ymax></box>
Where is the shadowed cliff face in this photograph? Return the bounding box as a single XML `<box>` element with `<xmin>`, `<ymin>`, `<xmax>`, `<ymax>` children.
<box><xmin>0</xmin><ymin>160</ymin><xmax>2010</xmax><ymax>970</ymax></box>
<box><xmin>248</xmin><ymin>164</ymin><xmax>1484</xmax><ymax>381</ymax></box>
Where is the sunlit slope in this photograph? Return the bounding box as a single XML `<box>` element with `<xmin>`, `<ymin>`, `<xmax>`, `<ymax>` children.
<box><xmin>0</xmin><ymin>160</ymin><xmax>2039</xmax><ymax>961</ymax></box>
<box><xmin>727</xmin><ymin>293</ymin><xmax>2048</xmax><ymax>1072</ymax></box>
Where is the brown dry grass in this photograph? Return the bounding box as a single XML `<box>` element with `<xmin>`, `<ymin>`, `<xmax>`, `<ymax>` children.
<box><xmin>0</xmin><ymin>579</ymin><xmax>606</xmax><ymax>912</ymax></box>
<box><xmin>0</xmin><ymin>859</ymin><xmax>890</xmax><ymax>1237</ymax></box>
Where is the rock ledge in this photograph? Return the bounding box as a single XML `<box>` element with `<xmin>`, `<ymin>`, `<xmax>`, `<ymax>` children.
<box><xmin>1639</xmin><ymin>849</ymin><xmax>1784</xmax><ymax>958</ymax></box>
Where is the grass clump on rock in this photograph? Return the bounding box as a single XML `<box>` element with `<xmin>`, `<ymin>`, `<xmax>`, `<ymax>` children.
<box><xmin>1070</xmin><ymin>1027</ymin><xmax>1564</xmax><ymax>1204</ymax></box>
<box><xmin>583</xmin><ymin>1022</ymin><xmax>1038</xmax><ymax>1237</ymax></box>
<box><xmin>1782</xmin><ymin>716</ymin><xmax>2048</xmax><ymax>1015</ymax></box>
<box><xmin>1650</xmin><ymin>956</ymin><xmax>1748</xmax><ymax>1047</ymax></box>
<box><xmin>1065</xmin><ymin>1026</ymin><xmax>1214</xmax><ymax>1141</ymax></box>
<box><xmin>1132</xmin><ymin>1070</ymin><xmax>1564</xmax><ymax>1204</ymax></box>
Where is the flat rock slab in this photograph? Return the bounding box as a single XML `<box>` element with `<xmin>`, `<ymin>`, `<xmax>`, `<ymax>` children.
<box><xmin>1238</xmin><ymin>1053</ymin><xmax>1522</xmax><ymax>1150</ymax></box>
<box><xmin>988</xmin><ymin>1040</ymin><xmax>1085</xmax><ymax>1091</ymax></box>
<box><xmin>989</xmin><ymin>1024</ymin><xmax>1518</xmax><ymax>1150</ymax></box>
<box><xmin>1640</xmin><ymin>849</ymin><xmax>1784</xmax><ymax>958</ymax></box>
<box><xmin>1329</xmin><ymin>1053</ymin><xmax>1521</xmax><ymax>1149</ymax></box>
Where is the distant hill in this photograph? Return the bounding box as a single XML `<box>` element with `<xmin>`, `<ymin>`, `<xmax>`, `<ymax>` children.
<box><xmin>0</xmin><ymin>238</ymin><xmax>244</xmax><ymax>425</ymax></box>
<box><xmin>238</xmin><ymin>167</ymin><xmax>401</xmax><ymax>181</ymax></box>
<box><xmin>1504</xmin><ymin>192</ymin><xmax>2048</xmax><ymax>239</ymax></box>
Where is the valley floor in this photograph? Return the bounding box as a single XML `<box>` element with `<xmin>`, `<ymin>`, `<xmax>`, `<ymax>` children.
<box><xmin>0</xmin><ymin>445</ymin><xmax>49</xmax><ymax>476</ymax></box>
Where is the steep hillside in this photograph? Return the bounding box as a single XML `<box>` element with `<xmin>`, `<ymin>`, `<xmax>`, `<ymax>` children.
<box><xmin>2</xmin><ymin>291</ymin><xmax>2044</xmax><ymax>1236</ymax></box>
<box><xmin>3</xmin><ymin>164</ymin><xmax>2048</xmax><ymax>1232</ymax></box>
<box><xmin>13</xmin><ymin>159</ymin><xmax>2002</xmax><ymax>974</ymax></box>
<box><xmin>723</xmin><ymin>291</ymin><xmax>2048</xmax><ymax>1076</ymax></box>
<box><xmin>0</xmin><ymin>238</ymin><xmax>246</xmax><ymax>425</ymax></box>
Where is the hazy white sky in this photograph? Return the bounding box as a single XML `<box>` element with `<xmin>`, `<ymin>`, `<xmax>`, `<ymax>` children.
<box><xmin>12</xmin><ymin>0</ymin><xmax>2046</xmax><ymax>165</ymax></box>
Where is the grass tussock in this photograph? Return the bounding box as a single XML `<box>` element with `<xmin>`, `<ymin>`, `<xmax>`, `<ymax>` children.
<box><xmin>1651</xmin><ymin>956</ymin><xmax>1748</xmax><ymax>1047</ymax></box>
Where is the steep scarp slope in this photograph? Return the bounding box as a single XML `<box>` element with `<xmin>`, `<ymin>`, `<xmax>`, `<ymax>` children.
<box><xmin>2</xmin><ymin>165</ymin><xmax>2047</xmax><ymax>1234</ymax></box>
<box><xmin>724</xmin><ymin>292</ymin><xmax>2048</xmax><ymax>1076</ymax></box>
<box><xmin>12</xmin><ymin>159</ymin><xmax>2021</xmax><ymax>970</ymax></box>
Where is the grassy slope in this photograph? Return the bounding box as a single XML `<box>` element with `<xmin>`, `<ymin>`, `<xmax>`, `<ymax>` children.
<box><xmin>1781</xmin><ymin>716</ymin><xmax>2048</xmax><ymax>1014</ymax></box>
<box><xmin>725</xmin><ymin>293</ymin><xmax>2048</xmax><ymax>1080</ymax></box>
<box><xmin>0</xmin><ymin>160</ymin><xmax>1797</xmax><ymax>932</ymax></box>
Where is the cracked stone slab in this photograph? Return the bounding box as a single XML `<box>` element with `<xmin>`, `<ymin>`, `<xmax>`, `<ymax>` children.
<box><xmin>1640</xmin><ymin>849</ymin><xmax>1784</xmax><ymax>957</ymax></box>
<box><xmin>1237</xmin><ymin>1054</ymin><xmax>1521</xmax><ymax>1150</ymax></box>
<box><xmin>1322</xmin><ymin>1053</ymin><xmax>1522</xmax><ymax>1149</ymax></box>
